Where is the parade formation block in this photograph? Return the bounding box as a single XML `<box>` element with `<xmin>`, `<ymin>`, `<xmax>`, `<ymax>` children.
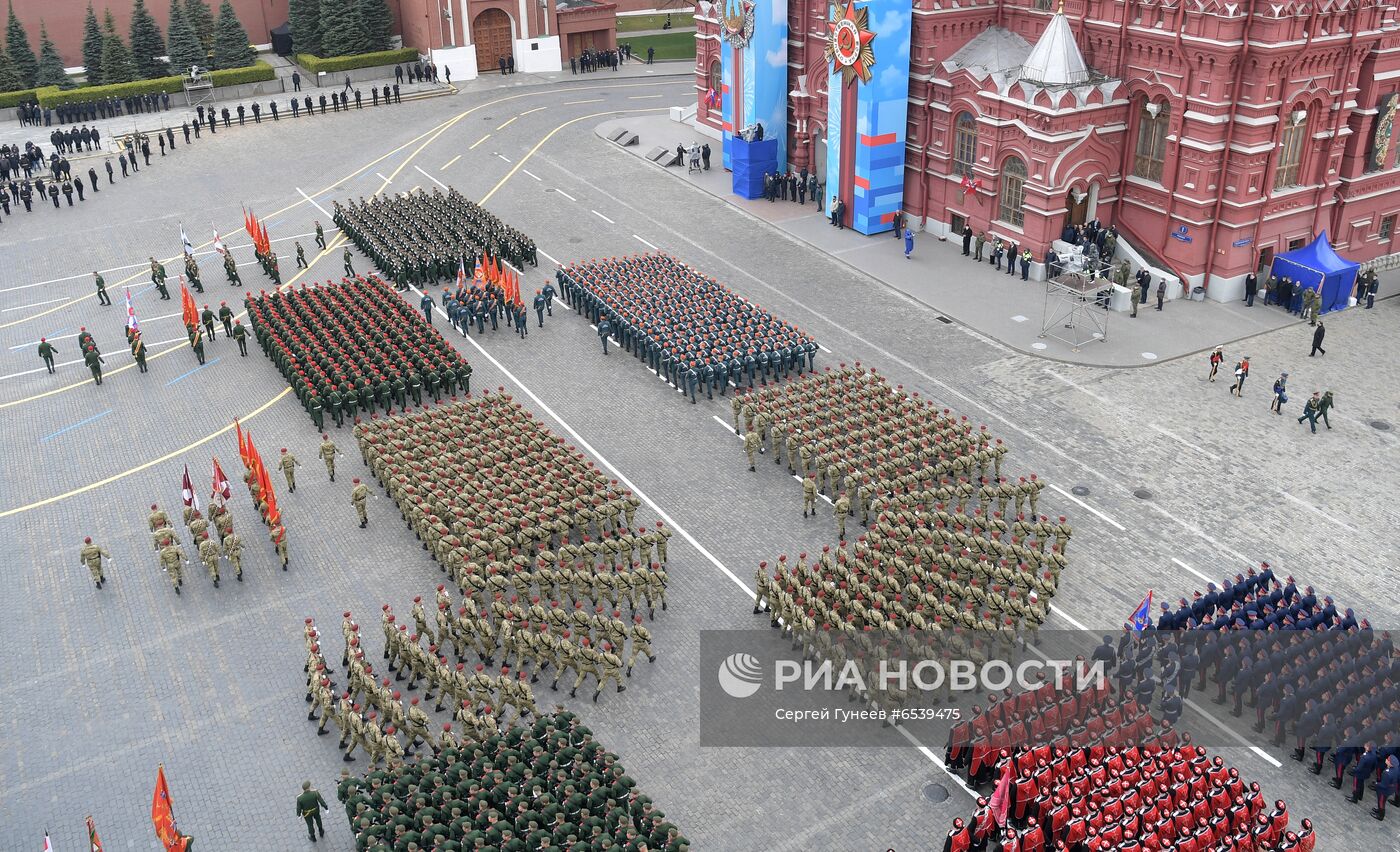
<box><xmin>245</xmin><ymin>276</ymin><xmax>472</xmax><ymax>428</ymax></box>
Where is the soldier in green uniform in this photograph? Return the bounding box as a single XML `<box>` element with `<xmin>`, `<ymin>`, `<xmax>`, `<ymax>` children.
<box><xmin>295</xmin><ymin>780</ymin><xmax>329</xmax><ymax>841</ymax></box>
<box><xmin>197</xmin><ymin>532</ymin><xmax>222</xmax><ymax>587</ymax></box>
<box><xmin>83</xmin><ymin>346</ymin><xmax>105</xmax><ymax>385</ymax></box>
<box><xmin>279</xmin><ymin>448</ymin><xmax>301</xmax><ymax>492</ymax></box>
<box><xmin>272</xmin><ymin>524</ymin><xmax>289</xmax><ymax>569</ymax></box>
<box><xmin>37</xmin><ymin>338</ymin><xmax>58</xmax><ymax>374</ymax></box>
<box><xmin>295</xmin><ymin>241</ymin><xmax>309</xmax><ymax>269</ymax></box>
<box><xmin>217</xmin><ymin>302</ymin><xmax>234</xmax><ymax>337</ymax></box>
<box><xmin>79</xmin><ymin>536</ymin><xmax>110</xmax><ymax>589</ymax></box>
<box><xmin>344</xmin><ymin>247</ymin><xmax>355</xmax><ymax>276</ymax></box>
<box><xmin>801</xmin><ymin>475</ymin><xmax>818</xmax><ymax>517</ymax></box>
<box><xmin>319</xmin><ymin>435</ymin><xmax>340</xmax><ymax>481</ymax></box>
<box><xmin>130</xmin><ymin>333</ymin><xmax>148</xmax><ymax>372</ymax></box>
<box><xmin>191</xmin><ymin>327</ymin><xmax>206</xmax><ymax>365</ymax></box>
<box><xmin>150</xmin><ymin>257</ymin><xmax>170</xmax><ymax>299</ymax></box>
<box><xmin>223</xmin><ymin>530</ymin><xmax>244</xmax><ymax>581</ymax></box>
<box><xmin>159</xmin><ymin>539</ymin><xmax>186</xmax><ymax>594</ymax></box>
<box><xmin>743</xmin><ymin>429</ymin><xmax>760</xmax><ymax>472</ymax></box>
<box><xmin>93</xmin><ymin>272</ymin><xmax>111</xmax><ymax>305</ymax></box>
<box><xmin>231</xmin><ymin>319</ymin><xmax>248</xmax><ymax>356</ymax></box>
<box><xmin>351</xmin><ymin>478</ymin><xmax>370</xmax><ymax>527</ymax></box>
<box><xmin>315</xmin><ymin>220</ymin><xmax>326</xmax><ymax>250</ymax></box>
<box><xmin>223</xmin><ymin>252</ymin><xmax>241</xmax><ymax>286</ymax></box>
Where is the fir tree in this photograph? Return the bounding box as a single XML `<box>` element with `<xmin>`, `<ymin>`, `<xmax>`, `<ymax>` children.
<box><xmin>34</xmin><ymin>22</ymin><xmax>71</xmax><ymax>88</ymax></box>
<box><xmin>166</xmin><ymin>0</ymin><xmax>205</xmax><ymax>73</ymax></box>
<box><xmin>81</xmin><ymin>3</ymin><xmax>104</xmax><ymax>84</ymax></box>
<box><xmin>129</xmin><ymin>0</ymin><xmax>168</xmax><ymax>79</ymax></box>
<box><xmin>185</xmin><ymin>0</ymin><xmax>216</xmax><ymax>51</ymax></box>
<box><xmin>319</xmin><ymin>0</ymin><xmax>368</xmax><ymax>57</ymax></box>
<box><xmin>211</xmin><ymin>0</ymin><xmax>255</xmax><ymax>69</ymax></box>
<box><xmin>0</xmin><ymin>46</ymin><xmax>22</xmax><ymax>92</ymax></box>
<box><xmin>356</xmin><ymin>0</ymin><xmax>392</xmax><ymax>53</ymax></box>
<box><xmin>99</xmin><ymin>11</ymin><xmax>135</xmax><ymax>84</ymax></box>
<box><xmin>289</xmin><ymin>0</ymin><xmax>321</xmax><ymax>56</ymax></box>
<box><xmin>5</xmin><ymin>2</ymin><xmax>36</xmax><ymax>88</ymax></box>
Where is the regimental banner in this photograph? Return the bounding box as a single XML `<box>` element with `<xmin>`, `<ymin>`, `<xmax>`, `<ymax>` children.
<box><xmin>824</xmin><ymin>0</ymin><xmax>912</xmax><ymax>234</ymax></box>
<box><xmin>720</xmin><ymin>0</ymin><xmax>788</xmax><ymax>172</ymax></box>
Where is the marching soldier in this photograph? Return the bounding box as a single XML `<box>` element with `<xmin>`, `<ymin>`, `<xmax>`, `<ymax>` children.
<box><xmin>351</xmin><ymin>478</ymin><xmax>370</xmax><ymax>528</ymax></box>
<box><xmin>279</xmin><ymin>448</ymin><xmax>301</xmax><ymax>492</ymax></box>
<box><xmin>79</xmin><ymin>536</ymin><xmax>110</xmax><ymax>589</ymax></box>
<box><xmin>223</xmin><ymin>530</ymin><xmax>244</xmax><ymax>581</ymax></box>
<box><xmin>93</xmin><ymin>272</ymin><xmax>111</xmax><ymax>305</ymax></box>
<box><xmin>231</xmin><ymin>319</ymin><xmax>248</xmax><ymax>356</ymax></box>
<box><xmin>319</xmin><ymin>435</ymin><xmax>340</xmax><ymax>481</ymax></box>
<box><xmin>197</xmin><ymin>532</ymin><xmax>222</xmax><ymax>587</ymax></box>
<box><xmin>37</xmin><ymin>338</ymin><xmax>58</xmax><ymax>374</ymax></box>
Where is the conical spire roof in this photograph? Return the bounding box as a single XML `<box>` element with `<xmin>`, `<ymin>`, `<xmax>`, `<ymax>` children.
<box><xmin>1019</xmin><ymin>5</ymin><xmax>1090</xmax><ymax>87</ymax></box>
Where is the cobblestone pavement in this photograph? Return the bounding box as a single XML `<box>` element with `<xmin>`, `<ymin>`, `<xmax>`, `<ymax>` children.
<box><xmin>0</xmin><ymin>71</ymin><xmax>1396</xmax><ymax>851</ymax></box>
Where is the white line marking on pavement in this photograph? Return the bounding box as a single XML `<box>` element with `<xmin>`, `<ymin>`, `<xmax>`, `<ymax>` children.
<box><xmin>296</xmin><ymin>187</ymin><xmax>333</xmax><ymax>217</ymax></box>
<box><xmin>1149</xmin><ymin>424</ymin><xmax>1221</xmax><ymax>461</ymax></box>
<box><xmin>2</xmin><ymin>297</ymin><xmax>69</xmax><ymax>312</ymax></box>
<box><xmin>470</xmin><ymin>134</ymin><xmax>491</xmax><ymax>150</ymax></box>
<box><xmin>1170</xmin><ymin>557</ymin><xmax>1214</xmax><ymax>584</ymax></box>
<box><xmin>592</xmin><ymin>210</ymin><xmax>615</xmax><ymax>224</ymax></box>
<box><xmin>10</xmin><ymin>332</ymin><xmax>78</xmax><ymax>350</ymax></box>
<box><xmin>563</xmin><ymin>98</ymin><xmax>604</xmax><ymax>105</ymax></box>
<box><xmin>1181</xmin><ymin>695</ymin><xmax>1284</xmax><ymax>767</ymax></box>
<box><xmin>1140</xmin><ymin>501</ymin><xmax>1255</xmax><ymax>567</ymax></box>
<box><xmin>538</xmin><ymin>249</ymin><xmax>560</xmax><ymax>266</ymax></box>
<box><xmin>555</xmin><ymin>189</ymin><xmax>577</xmax><ymax>201</ymax></box>
<box><xmin>1043</xmin><ymin>369</ymin><xmax>1111</xmax><ymax>404</ymax></box>
<box><xmin>496</xmin><ymin>154</ymin><xmax>513</xmax><ymax>163</ymax></box>
<box><xmin>892</xmin><ymin>723</ymin><xmax>977</xmax><ymax>795</ymax></box>
<box><xmin>413</xmin><ymin>165</ymin><xmax>449</xmax><ymax>190</ymax></box>
<box><xmin>1047</xmin><ymin>483</ymin><xmax>1126</xmax><ymax>531</ymax></box>
<box><xmin>441</xmin><ymin>154</ymin><xmax>461</xmax><ymax>170</ymax></box>
<box><xmin>407</xmin><ymin>284</ymin><xmax>754</xmax><ymax>598</ymax></box>
<box><xmin>0</xmin><ymin>265</ymin><xmax>142</xmax><ymax>294</ymax></box>
<box><xmin>375</xmin><ymin>172</ymin><xmax>390</xmax><ymax>183</ymax></box>
<box><xmin>712</xmin><ymin>415</ymin><xmax>736</xmax><ymax>435</ymax></box>
<box><xmin>1280</xmin><ymin>492</ymin><xmax>1358</xmax><ymax>532</ymax></box>
<box><xmin>522</xmin><ymin>169</ymin><xmax>542</xmax><ymax>181</ymax></box>
<box><xmin>633</xmin><ymin>235</ymin><xmax>658</xmax><ymax>250</ymax></box>
<box><xmin>496</xmin><ymin>116</ymin><xmax>519</xmax><ymax>130</ymax></box>
<box><xmin>627</xmin><ymin>94</ymin><xmax>664</xmax><ymax>99</ymax></box>
<box><xmin>0</xmin><ymin>358</ymin><xmax>84</xmax><ymax>380</ymax></box>
<box><xmin>817</xmin><ymin>343</ymin><xmax>832</xmax><ymax>353</ymax></box>
<box><xmin>1047</xmin><ymin>604</ymin><xmax>1091</xmax><ymax>633</ymax></box>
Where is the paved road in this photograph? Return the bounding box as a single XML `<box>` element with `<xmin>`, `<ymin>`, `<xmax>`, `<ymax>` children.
<box><xmin>0</xmin><ymin>70</ymin><xmax>1395</xmax><ymax>851</ymax></box>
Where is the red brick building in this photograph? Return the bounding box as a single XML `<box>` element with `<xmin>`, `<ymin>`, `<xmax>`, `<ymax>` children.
<box><xmin>696</xmin><ymin>0</ymin><xmax>1400</xmax><ymax>297</ymax></box>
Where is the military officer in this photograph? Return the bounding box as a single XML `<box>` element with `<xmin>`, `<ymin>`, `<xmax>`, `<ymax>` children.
<box><xmin>79</xmin><ymin>536</ymin><xmax>110</xmax><ymax>588</ymax></box>
<box><xmin>279</xmin><ymin>448</ymin><xmax>301</xmax><ymax>492</ymax></box>
<box><xmin>352</xmin><ymin>478</ymin><xmax>370</xmax><ymax>528</ymax></box>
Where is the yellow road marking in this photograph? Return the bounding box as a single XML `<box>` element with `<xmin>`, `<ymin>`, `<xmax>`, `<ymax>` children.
<box><xmin>627</xmin><ymin>95</ymin><xmax>664</xmax><ymax>100</ymax></box>
<box><xmin>496</xmin><ymin>116</ymin><xmax>518</xmax><ymax>130</ymax></box>
<box><xmin>563</xmin><ymin>99</ymin><xmax>604</xmax><ymax>105</ymax></box>
<box><xmin>470</xmin><ymin>134</ymin><xmax>491</xmax><ymax>150</ymax></box>
<box><xmin>480</xmin><ymin>107</ymin><xmax>670</xmax><ymax>205</ymax></box>
<box><xmin>520</xmin><ymin>106</ymin><xmax>547</xmax><ymax>115</ymax></box>
<box><xmin>440</xmin><ymin>154</ymin><xmax>461</xmax><ymax>170</ymax></box>
<box><xmin>0</xmin><ymin>388</ymin><xmax>292</xmax><ymax>519</ymax></box>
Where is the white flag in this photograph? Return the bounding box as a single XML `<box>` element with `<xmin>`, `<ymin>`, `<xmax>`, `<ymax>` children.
<box><xmin>180</xmin><ymin>223</ymin><xmax>195</xmax><ymax>257</ymax></box>
<box><xmin>212</xmin><ymin>226</ymin><xmax>226</xmax><ymax>256</ymax></box>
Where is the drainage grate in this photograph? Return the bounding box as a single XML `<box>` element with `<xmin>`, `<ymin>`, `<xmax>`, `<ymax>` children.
<box><xmin>1071</xmin><ymin>485</ymin><xmax>1090</xmax><ymax>497</ymax></box>
<box><xmin>1371</xmin><ymin>420</ymin><xmax>1393</xmax><ymax>432</ymax></box>
<box><xmin>936</xmin><ymin>316</ymin><xmax>953</xmax><ymax>324</ymax></box>
<box><xmin>545</xmin><ymin>187</ymin><xmax>556</xmax><ymax>193</ymax></box>
<box><xmin>1133</xmin><ymin>488</ymin><xmax>1153</xmax><ymax>500</ymax></box>
<box><xmin>922</xmin><ymin>783</ymin><xmax>950</xmax><ymax>803</ymax></box>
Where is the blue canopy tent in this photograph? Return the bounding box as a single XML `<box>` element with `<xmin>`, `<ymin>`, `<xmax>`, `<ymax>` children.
<box><xmin>1267</xmin><ymin>231</ymin><xmax>1360</xmax><ymax>314</ymax></box>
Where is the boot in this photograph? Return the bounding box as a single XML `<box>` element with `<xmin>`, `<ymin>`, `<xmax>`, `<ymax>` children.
<box><xmin>343</xmin><ymin>754</ymin><xmax>356</xmax><ymax>763</ymax></box>
<box><xmin>213</xmin><ymin>577</ymin><xmax>219</xmax><ymax>588</ymax></box>
<box><xmin>617</xmin><ymin>684</ymin><xmax>625</xmax><ymax>693</ymax></box>
<box><xmin>626</xmin><ymin>668</ymin><xmax>632</xmax><ymax>678</ymax></box>
<box><xmin>317</xmin><ymin>728</ymin><xmax>329</xmax><ymax>736</ymax></box>
<box><xmin>1372</xmin><ymin>808</ymin><xmax>1384</xmax><ymax>820</ymax></box>
<box><xmin>307</xmin><ymin>710</ymin><xmax>316</xmax><ymax>720</ymax></box>
<box><xmin>236</xmin><ymin>571</ymin><xmax>242</xmax><ymax>582</ymax></box>
<box><xmin>1291</xmin><ymin>748</ymin><xmax>1305</xmax><ymax>762</ymax></box>
<box><xmin>569</xmin><ymin>688</ymin><xmax>576</xmax><ymax>698</ymax></box>
<box><xmin>592</xmin><ymin>690</ymin><xmax>600</xmax><ymax>703</ymax></box>
<box><xmin>1330</xmin><ymin>777</ymin><xmax>1343</xmax><ymax>789</ymax></box>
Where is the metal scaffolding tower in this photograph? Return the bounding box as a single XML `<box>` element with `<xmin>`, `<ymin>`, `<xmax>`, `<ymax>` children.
<box><xmin>1040</xmin><ymin>271</ymin><xmax>1111</xmax><ymax>350</ymax></box>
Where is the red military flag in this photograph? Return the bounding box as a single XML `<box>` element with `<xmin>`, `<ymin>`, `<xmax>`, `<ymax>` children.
<box><xmin>43</xmin><ymin>833</ymin><xmax>54</xmax><ymax>852</ymax></box>
<box><xmin>181</xmin><ymin>465</ymin><xmax>201</xmax><ymax>512</ymax></box>
<box><xmin>234</xmin><ymin>419</ymin><xmax>249</xmax><ymax>469</ymax></box>
<box><xmin>989</xmin><ymin>760</ymin><xmax>1012</xmax><ymax>827</ymax></box>
<box><xmin>151</xmin><ymin>765</ymin><xmax>190</xmax><ymax>852</ymax></box>
<box><xmin>179</xmin><ymin>277</ymin><xmax>198</xmax><ymax>329</ymax></box>
<box><xmin>211</xmin><ymin>457</ymin><xmax>232</xmax><ymax>504</ymax></box>
<box><xmin>86</xmin><ymin>815</ymin><xmax>104</xmax><ymax>852</ymax></box>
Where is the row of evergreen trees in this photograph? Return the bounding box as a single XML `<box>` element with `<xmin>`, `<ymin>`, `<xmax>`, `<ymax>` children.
<box><xmin>0</xmin><ymin>0</ymin><xmax>257</xmax><ymax>93</ymax></box>
<box><xmin>289</xmin><ymin>0</ymin><xmax>394</xmax><ymax>58</ymax></box>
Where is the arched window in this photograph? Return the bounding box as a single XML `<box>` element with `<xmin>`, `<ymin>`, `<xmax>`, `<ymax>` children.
<box><xmin>998</xmin><ymin>156</ymin><xmax>1027</xmax><ymax>227</ymax></box>
<box><xmin>953</xmin><ymin>111</ymin><xmax>977</xmax><ymax>177</ymax></box>
<box><xmin>1274</xmin><ymin>107</ymin><xmax>1308</xmax><ymax>189</ymax></box>
<box><xmin>1132</xmin><ymin>99</ymin><xmax>1169</xmax><ymax>181</ymax></box>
